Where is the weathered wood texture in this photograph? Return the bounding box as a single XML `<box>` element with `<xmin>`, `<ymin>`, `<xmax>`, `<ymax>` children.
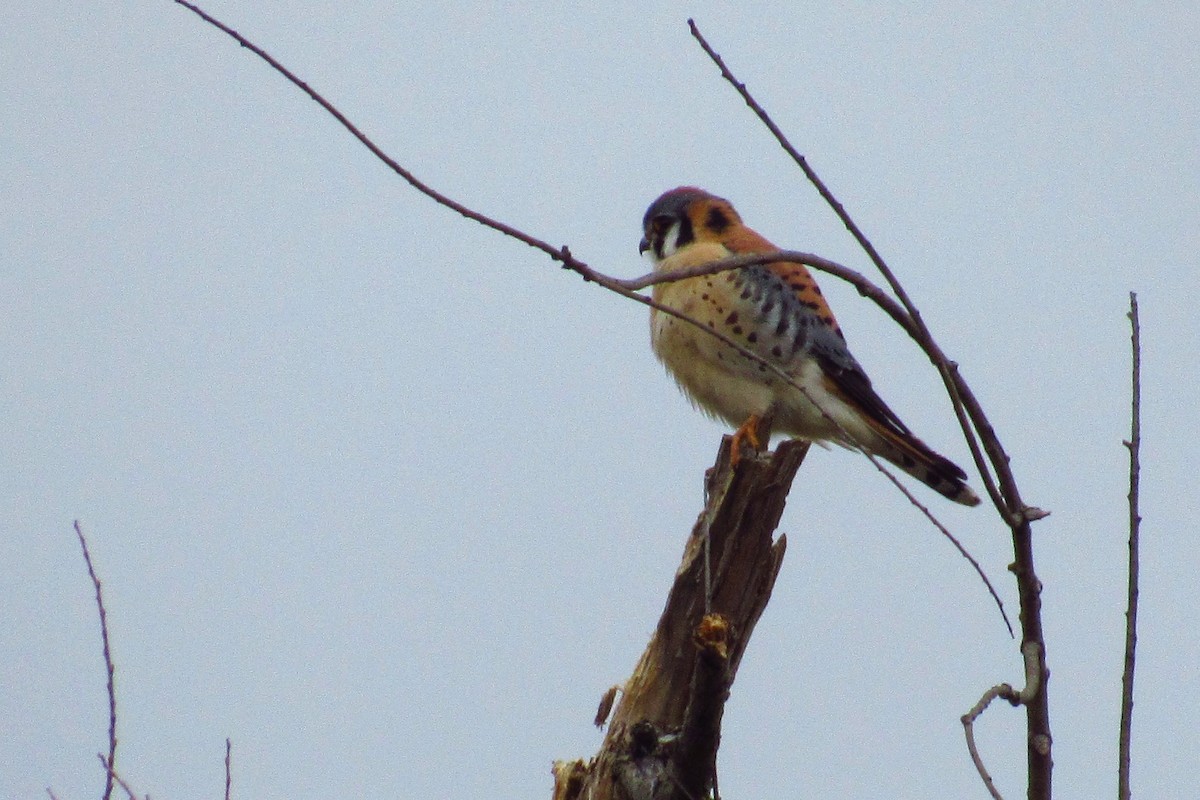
<box><xmin>555</xmin><ymin>437</ymin><xmax>809</xmax><ymax>800</ymax></box>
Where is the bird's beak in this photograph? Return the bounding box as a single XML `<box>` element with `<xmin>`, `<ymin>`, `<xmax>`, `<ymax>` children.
<box><xmin>638</xmin><ymin>237</ymin><xmax>650</xmax><ymax>255</ymax></box>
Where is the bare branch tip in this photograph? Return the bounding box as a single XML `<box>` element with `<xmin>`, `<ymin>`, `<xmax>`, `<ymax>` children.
<box><xmin>1022</xmin><ymin>506</ymin><xmax>1051</xmax><ymax>522</ymax></box>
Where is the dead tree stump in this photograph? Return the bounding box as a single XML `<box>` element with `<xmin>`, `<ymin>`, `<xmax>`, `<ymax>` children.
<box><xmin>554</xmin><ymin>436</ymin><xmax>809</xmax><ymax>800</ymax></box>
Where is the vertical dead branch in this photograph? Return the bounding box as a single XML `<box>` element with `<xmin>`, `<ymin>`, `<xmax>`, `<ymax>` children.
<box><xmin>225</xmin><ymin>738</ymin><xmax>233</xmax><ymax>800</ymax></box>
<box><xmin>555</xmin><ymin>439</ymin><xmax>808</xmax><ymax>800</ymax></box>
<box><xmin>1119</xmin><ymin>292</ymin><xmax>1141</xmax><ymax>800</ymax></box>
<box><xmin>75</xmin><ymin>521</ymin><xmax>118</xmax><ymax>800</ymax></box>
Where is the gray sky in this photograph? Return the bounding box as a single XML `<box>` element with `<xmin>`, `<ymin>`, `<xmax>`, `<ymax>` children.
<box><xmin>3</xmin><ymin>2</ymin><xmax>1197</xmax><ymax>798</ymax></box>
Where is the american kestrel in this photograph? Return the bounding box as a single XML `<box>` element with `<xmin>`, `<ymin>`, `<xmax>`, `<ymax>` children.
<box><xmin>640</xmin><ymin>187</ymin><xmax>980</xmax><ymax>506</ymax></box>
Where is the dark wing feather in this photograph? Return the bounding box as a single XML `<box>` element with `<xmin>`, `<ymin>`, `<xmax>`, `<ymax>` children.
<box><xmin>816</xmin><ymin>352</ymin><xmax>912</xmax><ymax>438</ymax></box>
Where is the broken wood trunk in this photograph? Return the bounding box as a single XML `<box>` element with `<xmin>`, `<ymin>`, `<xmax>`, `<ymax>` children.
<box><xmin>554</xmin><ymin>436</ymin><xmax>809</xmax><ymax>800</ymax></box>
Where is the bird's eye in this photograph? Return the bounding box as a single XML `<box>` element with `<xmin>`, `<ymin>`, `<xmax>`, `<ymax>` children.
<box><xmin>651</xmin><ymin>214</ymin><xmax>673</xmax><ymax>233</ymax></box>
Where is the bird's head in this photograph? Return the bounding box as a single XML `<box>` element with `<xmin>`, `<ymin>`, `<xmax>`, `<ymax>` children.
<box><xmin>639</xmin><ymin>187</ymin><xmax>741</xmax><ymax>262</ymax></box>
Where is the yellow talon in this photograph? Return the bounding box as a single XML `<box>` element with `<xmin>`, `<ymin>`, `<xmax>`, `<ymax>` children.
<box><xmin>729</xmin><ymin>414</ymin><xmax>762</xmax><ymax>466</ymax></box>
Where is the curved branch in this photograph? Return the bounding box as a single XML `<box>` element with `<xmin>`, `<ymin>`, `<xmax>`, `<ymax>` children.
<box><xmin>620</xmin><ymin>250</ymin><xmax>921</xmax><ymax>339</ymax></box>
<box><xmin>169</xmin><ymin>1</ymin><xmax>570</xmax><ymax>265</ymax></box>
<box><xmin>686</xmin><ymin>15</ymin><xmax>1051</xmax><ymax>796</ymax></box>
<box><xmin>168</xmin><ymin>0</ymin><xmax>1011</xmax><ymax>635</ymax></box>
<box><xmin>962</xmin><ymin>682</ymin><xmax>1018</xmax><ymax>800</ymax></box>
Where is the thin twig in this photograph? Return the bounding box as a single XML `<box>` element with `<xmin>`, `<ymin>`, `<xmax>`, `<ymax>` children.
<box><xmin>76</xmin><ymin>521</ymin><xmax>117</xmax><ymax>800</ymax></box>
<box><xmin>962</xmin><ymin>682</ymin><xmax>1019</xmax><ymax>800</ymax></box>
<box><xmin>97</xmin><ymin>755</ymin><xmax>140</xmax><ymax>800</ymax></box>
<box><xmin>870</xmin><ymin>464</ymin><xmax>1010</xmax><ymax>637</ymax></box>
<box><xmin>168</xmin><ymin>0</ymin><xmax>1011</xmax><ymax>635</ymax></box>
<box><xmin>169</xmin><ymin>1</ymin><xmax>569</xmax><ymax>264</ymax></box>
<box><xmin>960</xmin><ymin>640</ymin><xmax>1042</xmax><ymax>799</ymax></box>
<box><xmin>225</xmin><ymin>738</ymin><xmax>233</xmax><ymax>800</ymax></box>
<box><xmin>1118</xmin><ymin>292</ymin><xmax>1141</xmax><ymax>800</ymax></box>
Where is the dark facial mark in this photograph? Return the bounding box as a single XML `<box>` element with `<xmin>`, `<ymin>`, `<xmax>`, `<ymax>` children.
<box><xmin>675</xmin><ymin>215</ymin><xmax>695</xmax><ymax>249</ymax></box>
<box><xmin>705</xmin><ymin>206</ymin><xmax>732</xmax><ymax>233</ymax></box>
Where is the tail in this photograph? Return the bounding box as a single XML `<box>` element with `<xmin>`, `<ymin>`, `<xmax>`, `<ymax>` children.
<box><xmin>871</xmin><ymin>425</ymin><xmax>981</xmax><ymax>506</ymax></box>
<box><xmin>813</xmin><ymin>362</ymin><xmax>981</xmax><ymax>506</ymax></box>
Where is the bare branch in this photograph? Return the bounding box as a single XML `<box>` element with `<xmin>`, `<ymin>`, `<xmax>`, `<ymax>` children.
<box><xmin>962</xmin><ymin>682</ymin><xmax>1018</xmax><ymax>800</ymax></box>
<box><xmin>166</xmin><ymin>7</ymin><xmax>1036</xmax><ymax>791</ymax></box>
<box><xmin>75</xmin><ymin>521</ymin><xmax>118</xmax><ymax>800</ymax></box>
<box><xmin>169</xmin><ymin>0</ymin><xmax>1011</xmax><ymax>633</ymax></box>
<box><xmin>619</xmin><ymin>250</ymin><xmax>920</xmax><ymax>337</ymax></box>
<box><xmin>687</xmin><ymin>18</ymin><xmax>1019</xmax><ymax>516</ymax></box>
<box><xmin>168</xmin><ymin>1</ymin><xmax>570</xmax><ymax>265</ymax></box>
<box><xmin>960</xmin><ymin>640</ymin><xmax>1043</xmax><ymax>799</ymax></box>
<box><xmin>687</xmin><ymin>17</ymin><xmax>1052</xmax><ymax>795</ymax></box>
<box><xmin>1119</xmin><ymin>292</ymin><xmax>1141</xmax><ymax>800</ymax></box>
<box><xmin>576</xmin><ymin>439</ymin><xmax>808</xmax><ymax>800</ymax></box>
<box><xmin>97</xmin><ymin>755</ymin><xmax>141</xmax><ymax>800</ymax></box>
<box><xmin>685</xmin><ymin>21</ymin><xmax>880</xmax><ymax>274</ymax></box>
<box><xmin>225</xmin><ymin>738</ymin><xmax>233</xmax><ymax>800</ymax></box>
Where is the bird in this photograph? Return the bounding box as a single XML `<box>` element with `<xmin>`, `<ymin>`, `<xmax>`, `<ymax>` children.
<box><xmin>639</xmin><ymin>186</ymin><xmax>980</xmax><ymax>506</ymax></box>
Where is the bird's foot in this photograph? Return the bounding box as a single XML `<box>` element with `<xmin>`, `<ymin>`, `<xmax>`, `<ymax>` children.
<box><xmin>729</xmin><ymin>414</ymin><xmax>763</xmax><ymax>467</ymax></box>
